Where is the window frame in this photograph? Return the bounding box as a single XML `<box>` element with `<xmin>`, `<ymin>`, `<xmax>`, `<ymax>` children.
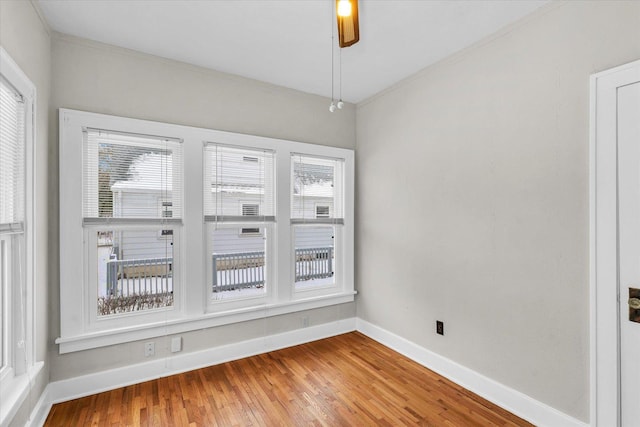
<box><xmin>58</xmin><ymin>109</ymin><xmax>354</xmax><ymax>354</ymax></box>
<box><xmin>0</xmin><ymin>47</ymin><xmax>39</xmax><ymax>426</ymax></box>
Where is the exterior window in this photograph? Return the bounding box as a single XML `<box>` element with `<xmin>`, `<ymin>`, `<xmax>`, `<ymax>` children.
<box><xmin>204</xmin><ymin>144</ymin><xmax>274</xmax><ymax>303</ymax></box>
<box><xmin>159</xmin><ymin>199</ymin><xmax>173</xmax><ymax>218</ymax></box>
<box><xmin>315</xmin><ymin>205</ymin><xmax>330</xmax><ymax>219</ymax></box>
<box><xmin>241</xmin><ymin>203</ymin><xmax>261</xmax><ymax>235</ymax></box>
<box><xmin>0</xmin><ymin>48</ymin><xmax>36</xmax><ymax>404</ymax></box>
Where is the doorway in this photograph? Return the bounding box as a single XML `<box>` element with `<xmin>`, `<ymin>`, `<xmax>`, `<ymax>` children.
<box><xmin>591</xmin><ymin>59</ymin><xmax>640</xmax><ymax>427</ymax></box>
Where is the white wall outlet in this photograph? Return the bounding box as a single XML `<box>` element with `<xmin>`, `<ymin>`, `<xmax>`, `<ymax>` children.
<box><xmin>144</xmin><ymin>342</ymin><xmax>155</xmax><ymax>357</ymax></box>
<box><xmin>302</xmin><ymin>316</ymin><xmax>309</xmax><ymax>328</ymax></box>
<box><xmin>171</xmin><ymin>336</ymin><xmax>182</xmax><ymax>353</ymax></box>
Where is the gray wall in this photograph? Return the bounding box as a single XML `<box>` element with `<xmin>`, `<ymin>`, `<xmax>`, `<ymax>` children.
<box><xmin>0</xmin><ymin>1</ymin><xmax>51</xmax><ymax>425</ymax></box>
<box><xmin>355</xmin><ymin>1</ymin><xmax>640</xmax><ymax>422</ymax></box>
<box><xmin>49</xmin><ymin>33</ymin><xmax>356</xmax><ymax>381</ymax></box>
<box><xmin>9</xmin><ymin>0</ymin><xmax>640</xmax><ymax>423</ymax></box>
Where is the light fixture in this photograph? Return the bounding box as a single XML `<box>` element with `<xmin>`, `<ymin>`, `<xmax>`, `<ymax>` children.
<box><xmin>329</xmin><ymin>0</ymin><xmax>359</xmax><ymax>113</ymax></box>
<box><xmin>337</xmin><ymin>0</ymin><xmax>352</xmax><ymax>17</ymax></box>
<box><xmin>336</xmin><ymin>0</ymin><xmax>359</xmax><ymax>48</ymax></box>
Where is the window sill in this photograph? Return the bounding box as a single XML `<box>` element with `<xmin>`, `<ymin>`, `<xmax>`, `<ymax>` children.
<box><xmin>56</xmin><ymin>291</ymin><xmax>356</xmax><ymax>354</ymax></box>
<box><xmin>0</xmin><ymin>362</ymin><xmax>44</xmax><ymax>426</ymax></box>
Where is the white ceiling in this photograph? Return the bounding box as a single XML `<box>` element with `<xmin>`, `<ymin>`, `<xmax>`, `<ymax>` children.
<box><xmin>38</xmin><ymin>0</ymin><xmax>548</xmax><ymax>103</ymax></box>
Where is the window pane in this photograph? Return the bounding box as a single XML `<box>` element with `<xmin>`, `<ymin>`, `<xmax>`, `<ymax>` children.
<box><xmin>291</xmin><ymin>154</ymin><xmax>344</xmax><ymax>221</ymax></box>
<box><xmin>97</xmin><ymin>229</ymin><xmax>174</xmax><ymax>316</ymax></box>
<box><xmin>208</xmin><ymin>225</ymin><xmax>267</xmax><ymax>301</ymax></box>
<box><xmin>0</xmin><ymin>77</ymin><xmax>25</xmax><ymax>226</ymax></box>
<box><xmin>203</xmin><ymin>144</ymin><xmax>275</xmax><ymax>221</ymax></box>
<box><xmin>84</xmin><ymin>130</ymin><xmax>183</xmax><ymax>219</ymax></box>
<box><xmin>0</xmin><ymin>238</ymin><xmax>6</xmax><ymax>370</ymax></box>
<box><xmin>294</xmin><ymin>225</ymin><xmax>335</xmax><ymax>290</ymax></box>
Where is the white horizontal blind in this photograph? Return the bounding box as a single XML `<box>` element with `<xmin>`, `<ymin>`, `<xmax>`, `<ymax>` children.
<box><xmin>291</xmin><ymin>154</ymin><xmax>344</xmax><ymax>224</ymax></box>
<box><xmin>203</xmin><ymin>143</ymin><xmax>275</xmax><ymax>222</ymax></box>
<box><xmin>83</xmin><ymin>129</ymin><xmax>183</xmax><ymax>222</ymax></box>
<box><xmin>0</xmin><ymin>77</ymin><xmax>25</xmax><ymax>233</ymax></box>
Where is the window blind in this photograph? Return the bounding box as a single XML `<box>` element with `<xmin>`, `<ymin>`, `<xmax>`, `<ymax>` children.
<box><xmin>0</xmin><ymin>76</ymin><xmax>25</xmax><ymax>233</ymax></box>
<box><xmin>291</xmin><ymin>154</ymin><xmax>344</xmax><ymax>224</ymax></box>
<box><xmin>83</xmin><ymin>129</ymin><xmax>183</xmax><ymax>223</ymax></box>
<box><xmin>203</xmin><ymin>143</ymin><xmax>275</xmax><ymax>223</ymax></box>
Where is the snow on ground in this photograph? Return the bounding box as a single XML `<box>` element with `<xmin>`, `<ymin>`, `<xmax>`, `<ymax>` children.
<box><xmin>210</xmin><ymin>276</ymin><xmax>335</xmax><ymax>301</ymax></box>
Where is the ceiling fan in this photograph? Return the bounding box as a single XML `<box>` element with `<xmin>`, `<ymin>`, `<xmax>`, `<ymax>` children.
<box><xmin>336</xmin><ymin>0</ymin><xmax>359</xmax><ymax>48</ymax></box>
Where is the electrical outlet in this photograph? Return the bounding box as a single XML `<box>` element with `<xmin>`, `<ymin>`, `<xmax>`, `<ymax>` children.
<box><xmin>144</xmin><ymin>342</ymin><xmax>155</xmax><ymax>357</ymax></box>
<box><xmin>302</xmin><ymin>316</ymin><xmax>309</xmax><ymax>328</ymax></box>
<box><xmin>171</xmin><ymin>336</ymin><xmax>182</xmax><ymax>353</ymax></box>
<box><xmin>436</xmin><ymin>320</ymin><xmax>444</xmax><ymax>336</ymax></box>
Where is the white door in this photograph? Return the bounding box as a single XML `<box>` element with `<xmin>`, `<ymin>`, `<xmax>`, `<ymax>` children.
<box><xmin>617</xmin><ymin>79</ymin><xmax>640</xmax><ymax>426</ymax></box>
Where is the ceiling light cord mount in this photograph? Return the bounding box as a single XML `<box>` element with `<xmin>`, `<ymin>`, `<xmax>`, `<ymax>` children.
<box><xmin>329</xmin><ymin>0</ymin><xmax>358</xmax><ymax>113</ymax></box>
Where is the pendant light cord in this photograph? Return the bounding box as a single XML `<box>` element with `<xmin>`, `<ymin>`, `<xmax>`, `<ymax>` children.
<box><xmin>339</xmin><ymin>47</ymin><xmax>342</xmax><ymax>102</ymax></box>
<box><xmin>331</xmin><ymin>0</ymin><xmax>335</xmax><ymax>103</ymax></box>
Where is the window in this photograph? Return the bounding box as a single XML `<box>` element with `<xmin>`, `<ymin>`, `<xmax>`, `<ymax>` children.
<box><xmin>241</xmin><ymin>203</ymin><xmax>261</xmax><ymax>235</ymax></box>
<box><xmin>159</xmin><ymin>199</ymin><xmax>173</xmax><ymax>218</ymax></box>
<box><xmin>83</xmin><ymin>129</ymin><xmax>182</xmax><ymax>318</ymax></box>
<box><xmin>315</xmin><ymin>205</ymin><xmax>330</xmax><ymax>219</ymax></box>
<box><xmin>0</xmin><ymin>47</ymin><xmax>37</xmax><ymax>422</ymax></box>
<box><xmin>291</xmin><ymin>154</ymin><xmax>344</xmax><ymax>223</ymax></box>
<box><xmin>291</xmin><ymin>155</ymin><xmax>344</xmax><ymax>292</ymax></box>
<box><xmin>0</xmin><ymin>75</ymin><xmax>24</xmax><ymax>376</ymax></box>
<box><xmin>58</xmin><ymin>109</ymin><xmax>354</xmax><ymax>353</ymax></box>
<box><xmin>204</xmin><ymin>144</ymin><xmax>274</xmax><ymax>303</ymax></box>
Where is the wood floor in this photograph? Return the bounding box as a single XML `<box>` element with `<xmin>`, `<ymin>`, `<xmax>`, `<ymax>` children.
<box><xmin>45</xmin><ymin>332</ymin><xmax>533</xmax><ymax>426</ymax></box>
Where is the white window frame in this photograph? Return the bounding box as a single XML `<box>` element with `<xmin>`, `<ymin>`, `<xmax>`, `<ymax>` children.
<box><xmin>0</xmin><ymin>48</ymin><xmax>40</xmax><ymax>427</ymax></box>
<box><xmin>60</xmin><ymin>112</ymin><xmax>185</xmax><ymax>341</ymax></box>
<box><xmin>58</xmin><ymin>109</ymin><xmax>355</xmax><ymax>354</ymax></box>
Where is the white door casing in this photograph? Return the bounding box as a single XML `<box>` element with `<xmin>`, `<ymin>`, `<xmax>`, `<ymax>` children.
<box><xmin>591</xmin><ymin>59</ymin><xmax>640</xmax><ymax>427</ymax></box>
<box><xmin>617</xmin><ymin>81</ymin><xmax>640</xmax><ymax>427</ymax></box>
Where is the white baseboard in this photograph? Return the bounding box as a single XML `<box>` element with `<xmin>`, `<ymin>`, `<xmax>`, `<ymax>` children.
<box><xmin>28</xmin><ymin>318</ymin><xmax>356</xmax><ymax>427</ymax></box>
<box><xmin>26</xmin><ymin>386</ymin><xmax>50</xmax><ymax>427</ymax></box>
<box><xmin>356</xmin><ymin>319</ymin><xmax>588</xmax><ymax>427</ymax></box>
<box><xmin>29</xmin><ymin>317</ymin><xmax>588</xmax><ymax>427</ymax></box>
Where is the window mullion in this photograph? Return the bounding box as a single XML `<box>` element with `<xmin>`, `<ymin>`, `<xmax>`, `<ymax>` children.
<box><xmin>276</xmin><ymin>150</ymin><xmax>293</xmax><ymax>303</ymax></box>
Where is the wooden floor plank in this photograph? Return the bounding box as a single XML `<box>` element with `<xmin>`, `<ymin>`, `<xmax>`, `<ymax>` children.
<box><xmin>44</xmin><ymin>332</ymin><xmax>533</xmax><ymax>426</ymax></box>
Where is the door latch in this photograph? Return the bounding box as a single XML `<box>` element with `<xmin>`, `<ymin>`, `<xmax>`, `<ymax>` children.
<box><xmin>629</xmin><ymin>288</ymin><xmax>640</xmax><ymax>323</ymax></box>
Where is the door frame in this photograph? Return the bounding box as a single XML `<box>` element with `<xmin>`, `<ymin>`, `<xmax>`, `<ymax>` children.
<box><xmin>590</xmin><ymin>58</ymin><xmax>640</xmax><ymax>427</ymax></box>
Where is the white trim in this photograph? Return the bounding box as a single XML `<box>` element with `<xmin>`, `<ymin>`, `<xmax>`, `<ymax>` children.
<box><xmin>0</xmin><ymin>47</ymin><xmax>38</xmax><ymax>427</ymax></box>
<box><xmin>356</xmin><ymin>319</ymin><xmax>587</xmax><ymax>427</ymax></box>
<box><xmin>56</xmin><ymin>291</ymin><xmax>356</xmax><ymax>353</ymax></box>
<box><xmin>0</xmin><ymin>362</ymin><xmax>43</xmax><ymax>427</ymax></box>
<box><xmin>25</xmin><ymin>385</ymin><xmax>50</xmax><ymax>427</ymax></box>
<box><xmin>590</xmin><ymin>58</ymin><xmax>640</xmax><ymax>427</ymax></box>
<box><xmin>30</xmin><ymin>318</ymin><xmax>356</xmax><ymax>427</ymax></box>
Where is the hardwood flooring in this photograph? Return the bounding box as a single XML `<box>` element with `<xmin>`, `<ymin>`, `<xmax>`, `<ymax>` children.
<box><xmin>45</xmin><ymin>332</ymin><xmax>533</xmax><ymax>426</ymax></box>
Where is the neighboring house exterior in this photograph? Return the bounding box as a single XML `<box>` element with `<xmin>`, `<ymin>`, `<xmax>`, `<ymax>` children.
<box><xmin>102</xmin><ymin>151</ymin><xmax>336</xmax><ymax>296</ymax></box>
<box><xmin>110</xmin><ymin>153</ymin><xmax>175</xmax><ymax>261</ymax></box>
<box><xmin>109</xmin><ymin>152</ymin><xmax>336</xmax><ymax>261</ymax></box>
